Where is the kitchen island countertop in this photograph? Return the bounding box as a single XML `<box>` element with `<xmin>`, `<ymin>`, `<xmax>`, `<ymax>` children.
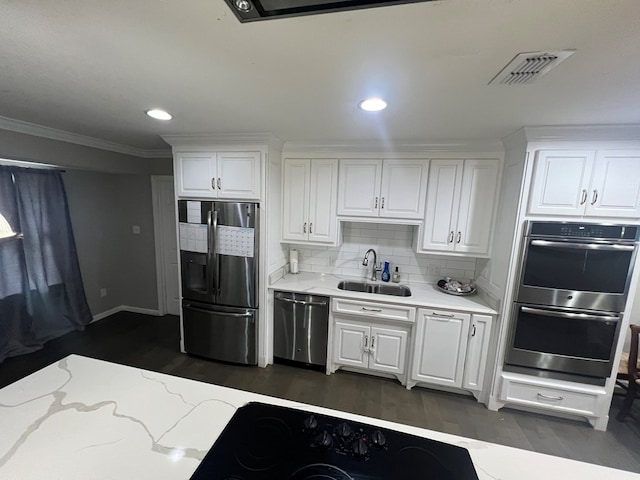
<box><xmin>1</xmin><ymin>355</ymin><xmax>638</xmax><ymax>479</ymax></box>
<box><xmin>270</xmin><ymin>272</ymin><xmax>497</xmax><ymax>315</ymax></box>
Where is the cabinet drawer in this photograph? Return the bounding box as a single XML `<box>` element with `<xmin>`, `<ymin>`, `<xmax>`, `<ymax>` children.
<box><xmin>332</xmin><ymin>298</ymin><xmax>415</xmax><ymax>323</ymax></box>
<box><xmin>499</xmin><ymin>373</ymin><xmax>606</xmax><ymax>417</ymax></box>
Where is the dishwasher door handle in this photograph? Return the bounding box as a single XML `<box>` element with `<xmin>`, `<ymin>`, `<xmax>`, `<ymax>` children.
<box><xmin>275</xmin><ymin>296</ymin><xmax>328</xmax><ymax>307</ymax></box>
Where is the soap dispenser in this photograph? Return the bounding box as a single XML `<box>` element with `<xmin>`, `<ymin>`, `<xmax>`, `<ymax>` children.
<box><xmin>392</xmin><ymin>266</ymin><xmax>400</xmax><ymax>283</ymax></box>
<box><xmin>381</xmin><ymin>261</ymin><xmax>391</xmax><ymax>282</ymax></box>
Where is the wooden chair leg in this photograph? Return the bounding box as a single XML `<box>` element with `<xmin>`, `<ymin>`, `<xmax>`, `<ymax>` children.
<box><xmin>617</xmin><ymin>380</ymin><xmax>637</xmax><ymax>421</ymax></box>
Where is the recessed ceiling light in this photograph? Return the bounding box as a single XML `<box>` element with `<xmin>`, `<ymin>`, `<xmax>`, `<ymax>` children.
<box><xmin>358</xmin><ymin>98</ymin><xmax>387</xmax><ymax>112</ymax></box>
<box><xmin>146</xmin><ymin>109</ymin><xmax>173</xmax><ymax>121</ymax></box>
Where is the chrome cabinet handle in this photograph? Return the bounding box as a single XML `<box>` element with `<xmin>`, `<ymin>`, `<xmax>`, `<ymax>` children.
<box><xmin>591</xmin><ymin>189</ymin><xmax>598</xmax><ymax>205</ymax></box>
<box><xmin>364</xmin><ymin>335</ymin><xmax>369</xmax><ymax>352</ymax></box>
<box><xmin>217</xmin><ymin>178</ymin><xmax>221</xmax><ymax>190</ymax></box>
<box><xmin>370</xmin><ymin>336</ymin><xmax>375</xmax><ymax>352</ymax></box>
<box><xmin>580</xmin><ymin>189</ymin><xmax>588</xmax><ymax>205</ymax></box>
<box><xmin>456</xmin><ymin>231</ymin><xmax>461</xmax><ymax>244</ymax></box>
<box><xmin>432</xmin><ymin>312</ymin><xmax>455</xmax><ymax>318</ymax></box>
<box><xmin>374</xmin><ymin>197</ymin><xmax>378</xmax><ymax>209</ymax></box>
<box><xmin>448</xmin><ymin>231</ymin><xmax>454</xmax><ymax>243</ymax></box>
<box><xmin>537</xmin><ymin>392</ymin><xmax>563</xmax><ymax>401</ymax></box>
<box><xmin>362</xmin><ymin>307</ymin><xmax>382</xmax><ymax>312</ymax></box>
<box><xmin>309</xmin><ymin>222</ymin><xmax>313</xmax><ymax>234</ymax></box>
<box><xmin>381</xmin><ymin>197</ymin><xmax>385</xmax><ymax>209</ymax></box>
<box><xmin>471</xmin><ymin>324</ymin><xmax>476</xmax><ymax>337</ymax></box>
<box><xmin>211</xmin><ymin>178</ymin><xmax>216</xmax><ymax>190</ymax></box>
<box><xmin>303</xmin><ymin>223</ymin><xmax>307</xmax><ymax>233</ymax></box>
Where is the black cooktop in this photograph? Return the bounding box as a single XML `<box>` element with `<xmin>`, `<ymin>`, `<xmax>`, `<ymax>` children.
<box><xmin>189</xmin><ymin>402</ymin><xmax>479</xmax><ymax>480</ymax></box>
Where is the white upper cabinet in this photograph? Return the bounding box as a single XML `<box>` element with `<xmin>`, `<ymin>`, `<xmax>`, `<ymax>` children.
<box><xmin>586</xmin><ymin>151</ymin><xmax>640</xmax><ymax>218</ymax></box>
<box><xmin>216</xmin><ymin>152</ymin><xmax>262</xmax><ymax>199</ymax></box>
<box><xmin>337</xmin><ymin>159</ymin><xmax>428</xmax><ymax>219</ymax></box>
<box><xmin>282</xmin><ymin>158</ymin><xmax>339</xmax><ymax>245</ymax></box>
<box><xmin>175</xmin><ymin>151</ymin><xmax>261</xmax><ymax>200</ymax></box>
<box><xmin>528</xmin><ymin>150</ymin><xmax>640</xmax><ymax>218</ymax></box>
<box><xmin>421</xmin><ymin>159</ymin><xmax>499</xmax><ymax>255</ymax></box>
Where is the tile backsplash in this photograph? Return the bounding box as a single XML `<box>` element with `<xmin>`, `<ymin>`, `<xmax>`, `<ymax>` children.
<box><xmin>289</xmin><ymin>222</ymin><xmax>476</xmax><ymax>284</ymax></box>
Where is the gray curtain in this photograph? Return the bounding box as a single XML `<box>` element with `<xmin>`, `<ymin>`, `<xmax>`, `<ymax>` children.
<box><xmin>0</xmin><ymin>166</ymin><xmax>92</xmax><ymax>362</ymax></box>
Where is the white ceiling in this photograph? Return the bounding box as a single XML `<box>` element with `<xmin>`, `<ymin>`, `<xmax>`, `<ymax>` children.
<box><xmin>1</xmin><ymin>0</ymin><xmax>639</xmax><ymax>152</ymax></box>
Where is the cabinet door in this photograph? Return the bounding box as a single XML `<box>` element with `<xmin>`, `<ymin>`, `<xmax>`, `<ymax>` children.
<box><xmin>421</xmin><ymin>160</ymin><xmax>463</xmax><ymax>251</ymax></box>
<box><xmin>455</xmin><ymin>159</ymin><xmax>500</xmax><ymax>254</ymax></box>
<box><xmin>308</xmin><ymin>159</ymin><xmax>339</xmax><ymax>243</ymax></box>
<box><xmin>462</xmin><ymin>314</ymin><xmax>492</xmax><ymax>392</ymax></box>
<box><xmin>412</xmin><ymin>309</ymin><xmax>470</xmax><ymax>388</ymax></box>
<box><xmin>379</xmin><ymin>159</ymin><xmax>428</xmax><ymax>219</ymax></box>
<box><xmin>175</xmin><ymin>153</ymin><xmax>217</xmax><ymax>198</ymax></box>
<box><xmin>337</xmin><ymin>159</ymin><xmax>383</xmax><ymax>217</ymax></box>
<box><xmin>528</xmin><ymin>150</ymin><xmax>594</xmax><ymax>216</ymax></box>
<box><xmin>586</xmin><ymin>151</ymin><xmax>640</xmax><ymax>218</ymax></box>
<box><xmin>217</xmin><ymin>152</ymin><xmax>261</xmax><ymax>199</ymax></box>
<box><xmin>282</xmin><ymin>159</ymin><xmax>310</xmax><ymax>242</ymax></box>
<box><xmin>368</xmin><ymin>326</ymin><xmax>408</xmax><ymax>375</ymax></box>
<box><xmin>333</xmin><ymin>321</ymin><xmax>369</xmax><ymax>368</ymax></box>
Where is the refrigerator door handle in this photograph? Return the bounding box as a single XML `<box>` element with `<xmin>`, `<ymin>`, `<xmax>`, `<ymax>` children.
<box><xmin>212</xmin><ymin>208</ymin><xmax>220</xmax><ymax>294</ymax></box>
<box><xmin>206</xmin><ymin>209</ymin><xmax>215</xmax><ymax>297</ymax></box>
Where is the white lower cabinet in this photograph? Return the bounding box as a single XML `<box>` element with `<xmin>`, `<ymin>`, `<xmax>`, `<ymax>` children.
<box><xmin>410</xmin><ymin>309</ymin><xmax>470</xmax><ymax>388</ymax></box>
<box><xmin>496</xmin><ymin>372</ymin><xmax>608</xmax><ymax>430</ymax></box>
<box><xmin>331</xmin><ymin>298</ymin><xmax>414</xmax><ymax>382</ymax></box>
<box><xmin>408</xmin><ymin>309</ymin><xmax>493</xmax><ymax>392</ymax></box>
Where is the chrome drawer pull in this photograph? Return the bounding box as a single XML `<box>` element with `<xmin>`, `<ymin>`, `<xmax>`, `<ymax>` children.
<box><xmin>362</xmin><ymin>307</ymin><xmax>382</xmax><ymax>312</ymax></box>
<box><xmin>363</xmin><ymin>335</ymin><xmax>369</xmax><ymax>352</ymax></box>
<box><xmin>537</xmin><ymin>392</ymin><xmax>563</xmax><ymax>401</ymax></box>
<box><xmin>432</xmin><ymin>312</ymin><xmax>455</xmax><ymax>318</ymax></box>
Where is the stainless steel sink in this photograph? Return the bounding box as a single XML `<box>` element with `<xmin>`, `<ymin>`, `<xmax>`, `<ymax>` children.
<box><xmin>337</xmin><ymin>280</ymin><xmax>411</xmax><ymax>297</ymax></box>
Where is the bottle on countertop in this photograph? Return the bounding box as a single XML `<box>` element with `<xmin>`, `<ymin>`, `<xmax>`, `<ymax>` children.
<box><xmin>381</xmin><ymin>261</ymin><xmax>391</xmax><ymax>282</ymax></box>
<box><xmin>392</xmin><ymin>266</ymin><xmax>400</xmax><ymax>283</ymax></box>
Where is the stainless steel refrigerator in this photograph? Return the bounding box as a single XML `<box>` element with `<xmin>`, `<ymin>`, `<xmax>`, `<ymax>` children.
<box><xmin>178</xmin><ymin>200</ymin><xmax>259</xmax><ymax>365</ymax></box>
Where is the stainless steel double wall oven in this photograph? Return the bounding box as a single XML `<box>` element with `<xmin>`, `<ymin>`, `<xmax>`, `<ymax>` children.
<box><xmin>505</xmin><ymin>221</ymin><xmax>639</xmax><ymax>382</ymax></box>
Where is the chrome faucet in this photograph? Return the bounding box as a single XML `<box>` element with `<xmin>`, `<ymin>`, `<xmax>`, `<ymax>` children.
<box><xmin>362</xmin><ymin>248</ymin><xmax>381</xmax><ymax>281</ymax></box>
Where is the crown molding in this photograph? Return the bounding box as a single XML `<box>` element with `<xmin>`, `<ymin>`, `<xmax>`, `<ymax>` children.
<box><xmin>282</xmin><ymin>139</ymin><xmax>504</xmax><ymax>154</ymax></box>
<box><xmin>161</xmin><ymin>133</ymin><xmax>284</xmax><ymax>152</ymax></box>
<box><xmin>520</xmin><ymin>124</ymin><xmax>640</xmax><ymax>143</ymax></box>
<box><xmin>0</xmin><ymin>115</ymin><xmax>172</xmax><ymax>158</ymax></box>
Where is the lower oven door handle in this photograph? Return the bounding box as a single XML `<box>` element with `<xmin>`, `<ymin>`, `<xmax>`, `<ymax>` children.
<box><xmin>530</xmin><ymin>239</ymin><xmax>635</xmax><ymax>251</ymax></box>
<box><xmin>520</xmin><ymin>306</ymin><xmax>621</xmax><ymax>322</ymax></box>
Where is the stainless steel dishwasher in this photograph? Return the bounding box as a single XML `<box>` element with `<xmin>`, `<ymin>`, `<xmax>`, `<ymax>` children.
<box><xmin>273</xmin><ymin>291</ymin><xmax>329</xmax><ymax>368</ymax></box>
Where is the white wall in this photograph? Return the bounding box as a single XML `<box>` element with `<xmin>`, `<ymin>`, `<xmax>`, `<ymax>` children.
<box><xmin>289</xmin><ymin>222</ymin><xmax>476</xmax><ymax>284</ymax></box>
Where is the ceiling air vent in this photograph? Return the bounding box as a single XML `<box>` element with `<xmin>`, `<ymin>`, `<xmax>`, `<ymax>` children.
<box><xmin>489</xmin><ymin>50</ymin><xmax>576</xmax><ymax>85</ymax></box>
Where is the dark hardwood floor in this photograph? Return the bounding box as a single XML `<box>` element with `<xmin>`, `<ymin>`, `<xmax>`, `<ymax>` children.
<box><xmin>2</xmin><ymin>312</ymin><xmax>640</xmax><ymax>473</ymax></box>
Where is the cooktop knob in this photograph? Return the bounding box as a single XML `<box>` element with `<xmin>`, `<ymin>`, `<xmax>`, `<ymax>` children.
<box><xmin>371</xmin><ymin>430</ymin><xmax>386</xmax><ymax>447</ymax></box>
<box><xmin>337</xmin><ymin>422</ymin><xmax>352</xmax><ymax>438</ymax></box>
<box><xmin>304</xmin><ymin>415</ymin><xmax>318</xmax><ymax>430</ymax></box>
<box><xmin>353</xmin><ymin>438</ymin><xmax>369</xmax><ymax>458</ymax></box>
<box><xmin>315</xmin><ymin>430</ymin><xmax>333</xmax><ymax>448</ymax></box>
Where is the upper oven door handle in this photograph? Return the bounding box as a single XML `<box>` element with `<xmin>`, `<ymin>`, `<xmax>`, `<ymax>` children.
<box><xmin>530</xmin><ymin>239</ymin><xmax>635</xmax><ymax>251</ymax></box>
<box><xmin>520</xmin><ymin>306</ymin><xmax>622</xmax><ymax>322</ymax></box>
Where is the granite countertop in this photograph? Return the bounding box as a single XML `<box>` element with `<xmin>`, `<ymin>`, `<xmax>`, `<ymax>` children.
<box><xmin>1</xmin><ymin>355</ymin><xmax>637</xmax><ymax>479</ymax></box>
<box><xmin>270</xmin><ymin>272</ymin><xmax>497</xmax><ymax>315</ymax></box>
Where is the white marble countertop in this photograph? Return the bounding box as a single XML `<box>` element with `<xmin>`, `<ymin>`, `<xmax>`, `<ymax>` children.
<box><xmin>270</xmin><ymin>272</ymin><xmax>497</xmax><ymax>315</ymax></box>
<box><xmin>1</xmin><ymin>355</ymin><xmax>638</xmax><ymax>479</ymax></box>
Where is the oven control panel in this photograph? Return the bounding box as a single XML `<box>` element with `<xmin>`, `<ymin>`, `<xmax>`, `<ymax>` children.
<box><xmin>528</xmin><ymin>221</ymin><xmax>639</xmax><ymax>241</ymax></box>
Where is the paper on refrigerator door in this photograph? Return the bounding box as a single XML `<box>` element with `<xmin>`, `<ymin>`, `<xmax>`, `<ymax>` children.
<box><xmin>216</xmin><ymin>225</ymin><xmax>255</xmax><ymax>257</ymax></box>
<box><xmin>179</xmin><ymin>222</ymin><xmax>208</xmax><ymax>253</ymax></box>
<box><xmin>186</xmin><ymin>201</ymin><xmax>201</xmax><ymax>224</ymax></box>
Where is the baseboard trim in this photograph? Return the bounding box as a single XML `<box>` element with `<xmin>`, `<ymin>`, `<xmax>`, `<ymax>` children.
<box><xmin>91</xmin><ymin>305</ymin><xmax>161</xmax><ymax>323</ymax></box>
